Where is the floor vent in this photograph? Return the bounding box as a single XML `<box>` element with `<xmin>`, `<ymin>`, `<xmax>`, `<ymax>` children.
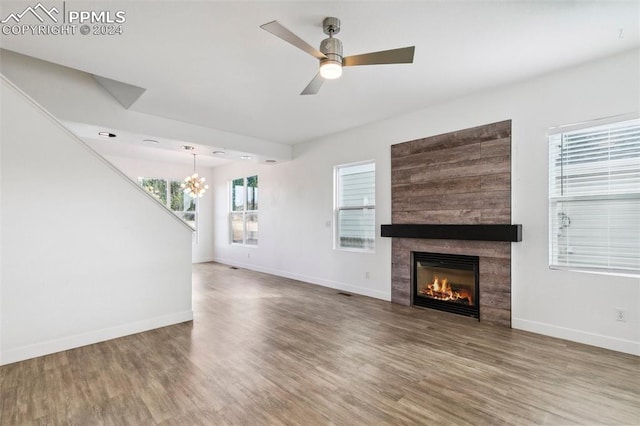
<box><xmin>337</xmin><ymin>292</ymin><xmax>352</xmax><ymax>297</ymax></box>
<box><xmin>230</xmin><ymin>266</ymin><xmax>238</xmax><ymax>270</ymax></box>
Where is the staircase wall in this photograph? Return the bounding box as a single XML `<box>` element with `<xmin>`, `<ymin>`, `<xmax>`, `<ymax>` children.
<box><xmin>0</xmin><ymin>77</ymin><xmax>193</xmax><ymax>365</ymax></box>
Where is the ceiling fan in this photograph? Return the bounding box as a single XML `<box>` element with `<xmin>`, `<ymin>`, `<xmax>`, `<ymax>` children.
<box><xmin>260</xmin><ymin>17</ymin><xmax>415</xmax><ymax>95</ymax></box>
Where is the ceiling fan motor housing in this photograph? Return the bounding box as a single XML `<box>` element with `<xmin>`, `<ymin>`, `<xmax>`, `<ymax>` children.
<box><xmin>320</xmin><ymin>37</ymin><xmax>343</xmax><ymax>67</ymax></box>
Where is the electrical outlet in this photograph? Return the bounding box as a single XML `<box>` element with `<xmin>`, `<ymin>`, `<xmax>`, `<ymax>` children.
<box><xmin>616</xmin><ymin>308</ymin><xmax>626</xmax><ymax>322</ymax></box>
<box><xmin>247</xmin><ymin>252</ymin><xmax>251</xmax><ymax>259</ymax></box>
<box><xmin>365</xmin><ymin>271</ymin><xmax>370</xmax><ymax>279</ymax></box>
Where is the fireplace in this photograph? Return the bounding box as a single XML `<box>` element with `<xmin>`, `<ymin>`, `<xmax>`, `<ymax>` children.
<box><xmin>413</xmin><ymin>252</ymin><xmax>479</xmax><ymax>318</ymax></box>
<box><xmin>387</xmin><ymin>120</ymin><xmax>515</xmax><ymax>327</ymax></box>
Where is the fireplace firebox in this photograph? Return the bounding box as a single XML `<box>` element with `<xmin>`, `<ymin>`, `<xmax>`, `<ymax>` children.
<box><xmin>413</xmin><ymin>252</ymin><xmax>480</xmax><ymax>318</ymax></box>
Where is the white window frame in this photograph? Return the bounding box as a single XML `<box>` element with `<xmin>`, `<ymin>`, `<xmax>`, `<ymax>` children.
<box><xmin>229</xmin><ymin>176</ymin><xmax>258</xmax><ymax>246</ymax></box>
<box><xmin>334</xmin><ymin>160</ymin><xmax>376</xmax><ymax>253</ymax></box>
<box><xmin>139</xmin><ymin>177</ymin><xmax>198</xmax><ymax>230</ymax></box>
<box><xmin>548</xmin><ymin>116</ymin><xmax>640</xmax><ymax>276</ymax></box>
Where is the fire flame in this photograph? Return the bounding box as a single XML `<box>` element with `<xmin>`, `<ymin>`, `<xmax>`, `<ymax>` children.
<box><xmin>418</xmin><ymin>276</ymin><xmax>474</xmax><ymax>305</ymax></box>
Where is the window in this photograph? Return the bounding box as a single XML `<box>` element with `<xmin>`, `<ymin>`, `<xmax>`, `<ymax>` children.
<box><xmin>139</xmin><ymin>177</ymin><xmax>196</xmax><ymax>229</ymax></box>
<box><xmin>230</xmin><ymin>175</ymin><xmax>258</xmax><ymax>245</ymax></box>
<box><xmin>549</xmin><ymin>118</ymin><xmax>640</xmax><ymax>274</ymax></box>
<box><xmin>335</xmin><ymin>161</ymin><xmax>375</xmax><ymax>251</ymax></box>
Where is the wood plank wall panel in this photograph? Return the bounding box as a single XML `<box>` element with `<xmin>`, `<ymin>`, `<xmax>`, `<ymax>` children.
<box><xmin>390</xmin><ymin>120</ymin><xmax>512</xmax><ymax>327</ymax></box>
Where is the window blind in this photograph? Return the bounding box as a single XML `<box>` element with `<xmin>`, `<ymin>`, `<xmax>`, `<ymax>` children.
<box><xmin>549</xmin><ymin>118</ymin><xmax>640</xmax><ymax>274</ymax></box>
<box><xmin>336</xmin><ymin>162</ymin><xmax>375</xmax><ymax>251</ymax></box>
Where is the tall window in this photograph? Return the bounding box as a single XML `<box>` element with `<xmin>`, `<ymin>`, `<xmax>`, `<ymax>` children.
<box><xmin>230</xmin><ymin>175</ymin><xmax>258</xmax><ymax>245</ymax></box>
<box><xmin>335</xmin><ymin>161</ymin><xmax>375</xmax><ymax>251</ymax></box>
<box><xmin>139</xmin><ymin>177</ymin><xmax>196</xmax><ymax>229</ymax></box>
<box><xmin>549</xmin><ymin>118</ymin><xmax>640</xmax><ymax>275</ymax></box>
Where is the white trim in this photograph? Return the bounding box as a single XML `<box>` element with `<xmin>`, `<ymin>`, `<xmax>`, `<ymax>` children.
<box><xmin>0</xmin><ymin>310</ymin><xmax>194</xmax><ymax>366</ymax></box>
<box><xmin>547</xmin><ymin>118</ymin><xmax>640</xmax><ymax>274</ymax></box>
<box><xmin>212</xmin><ymin>257</ymin><xmax>391</xmax><ymax>301</ymax></box>
<box><xmin>549</xmin><ymin>265</ymin><xmax>640</xmax><ymax>279</ymax></box>
<box><xmin>229</xmin><ymin>176</ymin><xmax>259</xmax><ymax>245</ymax></box>
<box><xmin>336</xmin><ymin>246</ymin><xmax>376</xmax><ymax>255</ymax></box>
<box><xmin>334</xmin><ymin>160</ymin><xmax>377</xmax><ymax>251</ymax></box>
<box><xmin>547</xmin><ymin>112</ymin><xmax>638</xmax><ymax>135</ymax></box>
<box><xmin>512</xmin><ymin>317</ymin><xmax>639</xmax><ymax>356</ymax></box>
<box><xmin>192</xmin><ymin>257</ymin><xmax>216</xmax><ymax>264</ymax></box>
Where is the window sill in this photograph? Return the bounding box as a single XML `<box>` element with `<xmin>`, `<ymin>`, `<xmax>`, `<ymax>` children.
<box><xmin>549</xmin><ymin>265</ymin><xmax>639</xmax><ymax>279</ymax></box>
<box><xmin>335</xmin><ymin>247</ymin><xmax>376</xmax><ymax>254</ymax></box>
<box><xmin>231</xmin><ymin>243</ymin><xmax>258</xmax><ymax>248</ymax></box>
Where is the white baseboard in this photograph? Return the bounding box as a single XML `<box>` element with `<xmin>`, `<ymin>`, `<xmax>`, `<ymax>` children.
<box><xmin>212</xmin><ymin>257</ymin><xmax>391</xmax><ymax>301</ymax></box>
<box><xmin>512</xmin><ymin>318</ymin><xmax>639</xmax><ymax>356</ymax></box>
<box><xmin>200</xmin><ymin>259</ymin><xmax>640</xmax><ymax>357</ymax></box>
<box><xmin>0</xmin><ymin>310</ymin><xmax>194</xmax><ymax>366</ymax></box>
<box><xmin>192</xmin><ymin>257</ymin><xmax>216</xmax><ymax>264</ymax></box>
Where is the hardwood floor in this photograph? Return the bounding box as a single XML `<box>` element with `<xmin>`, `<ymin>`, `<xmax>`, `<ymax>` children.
<box><xmin>1</xmin><ymin>262</ymin><xmax>639</xmax><ymax>425</ymax></box>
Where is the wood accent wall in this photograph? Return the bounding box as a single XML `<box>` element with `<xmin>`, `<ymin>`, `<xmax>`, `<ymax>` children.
<box><xmin>390</xmin><ymin>120</ymin><xmax>512</xmax><ymax>327</ymax></box>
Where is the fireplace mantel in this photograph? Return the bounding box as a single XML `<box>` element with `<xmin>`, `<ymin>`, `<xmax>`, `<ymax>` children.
<box><xmin>381</xmin><ymin>224</ymin><xmax>522</xmax><ymax>242</ymax></box>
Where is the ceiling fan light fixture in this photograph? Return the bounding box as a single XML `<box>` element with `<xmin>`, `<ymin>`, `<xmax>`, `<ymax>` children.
<box><xmin>320</xmin><ymin>61</ymin><xmax>342</xmax><ymax>79</ymax></box>
<box><xmin>260</xmin><ymin>17</ymin><xmax>414</xmax><ymax>95</ymax></box>
<box><xmin>319</xmin><ymin>35</ymin><xmax>343</xmax><ymax>80</ymax></box>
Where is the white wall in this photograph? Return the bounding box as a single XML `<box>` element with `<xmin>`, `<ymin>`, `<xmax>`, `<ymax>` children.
<box><xmin>0</xmin><ymin>78</ymin><xmax>194</xmax><ymax>365</ymax></box>
<box><xmin>105</xmin><ymin>155</ymin><xmax>216</xmax><ymax>263</ymax></box>
<box><xmin>212</xmin><ymin>145</ymin><xmax>392</xmax><ymax>300</ymax></box>
<box><xmin>212</xmin><ymin>49</ymin><xmax>640</xmax><ymax>355</ymax></box>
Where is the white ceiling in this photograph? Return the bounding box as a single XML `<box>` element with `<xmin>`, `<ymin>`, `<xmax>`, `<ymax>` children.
<box><xmin>1</xmin><ymin>0</ymin><xmax>638</xmax><ymax>151</ymax></box>
<box><xmin>63</xmin><ymin>121</ymin><xmax>235</xmax><ymax>168</ymax></box>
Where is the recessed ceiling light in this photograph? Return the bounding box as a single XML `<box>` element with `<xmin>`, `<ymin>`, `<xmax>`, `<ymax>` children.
<box><xmin>99</xmin><ymin>132</ymin><xmax>116</xmax><ymax>138</ymax></box>
<box><xmin>265</xmin><ymin>159</ymin><xmax>277</xmax><ymax>163</ymax></box>
<box><xmin>182</xmin><ymin>145</ymin><xmax>195</xmax><ymax>150</ymax></box>
<box><xmin>240</xmin><ymin>155</ymin><xmax>251</xmax><ymax>160</ymax></box>
<box><xmin>213</xmin><ymin>150</ymin><xmax>226</xmax><ymax>155</ymax></box>
<box><xmin>143</xmin><ymin>139</ymin><xmax>159</xmax><ymax>144</ymax></box>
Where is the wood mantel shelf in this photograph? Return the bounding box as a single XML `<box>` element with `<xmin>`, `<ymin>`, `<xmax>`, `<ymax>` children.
<box><xmin>380</xmin><ymin>224</ymin><xmax>522</xmax><ymax>242</ymax></box>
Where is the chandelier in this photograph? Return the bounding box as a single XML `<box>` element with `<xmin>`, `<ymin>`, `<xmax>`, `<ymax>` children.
<box><xmin>182</xmin><ymin>153</ymin><xmax>208</xmax><ymax>198</ymax></box>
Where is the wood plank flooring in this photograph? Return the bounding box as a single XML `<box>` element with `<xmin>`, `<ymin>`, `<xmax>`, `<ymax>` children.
<box><xmin>1</xmin><ymin>262</ymin><xmax>639</xmax><ymax>425</ymax></box>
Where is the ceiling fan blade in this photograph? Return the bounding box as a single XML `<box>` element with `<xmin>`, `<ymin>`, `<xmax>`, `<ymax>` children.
<box><xmin>261</xmin><ymin>20</ymin><xmax>327</xmax><ymax>60</ymax></box>
<box><xmin>300</xmin><ymin>73</ymin><xmax>324</xmax><ymax>95</ymax></box>
<box><xmin>343</xmin><ymin>46</ymin><xmax>415</xmax><ymax>67</ymax></box>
